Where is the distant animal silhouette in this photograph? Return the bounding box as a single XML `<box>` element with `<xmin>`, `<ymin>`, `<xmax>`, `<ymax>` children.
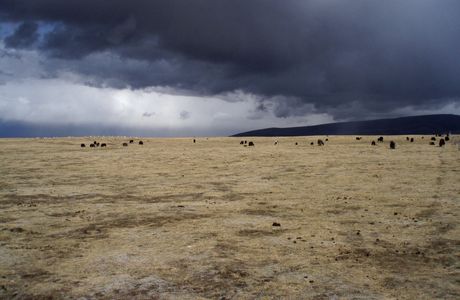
<box><xmin>96</xmin><ymin>142</ymin><xmax>100</xmax><ymax>147</ymax></box>
<box><xmin>445</xmin><ymin>136</ymin><xmax>450</xmax><ymax>142</ymax></box>
<box><xmin>317</xmin><ymin>139</ymin><xmax>324</xmax><ymax>146</ymax></box>
<box><xmin>101</xmin><ymin>143</ymin><xmax>107</xmax><ymax>147</ymax></box>
<box><xmin>295</xmin><ymin>142</ymin><xmax>298</xmax><ymax>145</ymax></box>
<box><xmin>410</xmin><ymin>138</ymin><xmax>414</xmax><ymax>143</ymax></box>
<box><xmin>356</xmin><ymin>137</ymin><xmax>362</xmax><ymax>140</ymax></box>
<box><xmin>193</xmin><ymin>139</ymin><xmax>196</xmax><ymax>143</ymax></box>
<box><xmin>390</xmin><ymin>141</ymin><xmax>396</xmax><ymax>149</ymax></box>
<box><xmin>274</xmin><ymin>141</ymin><xmax>278</xmax><ymax>145</ymax></box>
<box><xmin>244</xmin><ymin>141</ymin><xmax>248</xmax><ymax>144</ymax></box>
<box><xmin>123</xmin><ymin>143</ymin><xmax>128</xmax><ymax>147</ymax></box>
<box><xmin>310</xmin><ymin>142</ymin><xmax>314</xmax><ymax>145</ymax></box>
<box><xmin>248</xmin><ymin>141</ymin><xmax>255</xmax><ymax>146</ymax></box>
<box><xmin>406</xmin><ymin>137</ymin><xmax>410</xmax><ymax>141</ymax></box>
<box><xmin>439</xmin><ymin>139</ymin><xmax>445</xmax><ymax>147</ymax></box>
<box><xmin>371</xmin><ymin>141</ymin><xmax>376</xmax><ymax>146</ymax></box>
<box><xmin>431</xmin><ymin>137</ymin><xmax>436</xmax><ymax>141</ymax></box>
<box><xmin>81</xmin><ymin>144</ymin><xmax>86</xmax><ymax>148</ymax></box>
<box><xmin>90</xmin><ymin>144</ymin><xmax>95</xmax><ymax>148</ymax></box>
<box><xmin>240</xmin><ymin>141</ymin><xmax>244</xmax><ymax>145</ymax></box>
<box><xmin>129</xmin><ymin>140</ymin><xmax>134</xmax><ymax>144</ymax></box>
<box><xmin>139</xmin><ymin>141</ymin><xmax>144</xmax><ymax>145</ymax></box>
<box><xmin>429</xmin><ymin>142</ymin><xmax>435</xmax><ymax>145</ymax></box>
<box><xmin>325</xmin><ymin>138</ymin><xmax>328</xmax><ymax>141</ymax></box>
<box><xmin>378</xmin><ymin>137</ymin><xmax>384</xmax><ymax>142</ymax></box>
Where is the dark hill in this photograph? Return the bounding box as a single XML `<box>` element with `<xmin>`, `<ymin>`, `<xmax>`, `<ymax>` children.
<box><xmin>232</xmin><ymin>114</ymin><xmax>460</xmax><ymax>137</ymax></box>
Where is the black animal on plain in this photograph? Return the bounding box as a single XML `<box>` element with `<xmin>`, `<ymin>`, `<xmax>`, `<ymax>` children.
<box><xmin>445</xmin><ymin>136</ymin><xmax>450</xmax><ymax>142</ymax></box>
<box><xmin>431</xmin><ymin>137</ymin><xmax>436</xmax><ymax>141</ymax></box>
<box><xmin>439</xmin><ymin>139</ymin><xmax>445</xmax><ymax>147</ymax></box>
<box><xmin>325</xmin><ymin>138</ymin><xmax>328</xmax><ymax>141</ymax></box>
<box><xmin>378</xmin><ymin>137</ymin><xmax>384</xmax><ymax>142</ymax></box>
<box><xmin>101</xmin><ymin>143</ymin><xmax>107</xmax><ymax>147</ymax></box>
<box><xmin>390</xmin><ymin>141</ymin><xmax>396</xmax><ymax>149</ymax></box>
<box><xmin>240</xmin><ymin>141</ymin><xmax>244</xmax><ymax>145</ymax></box>
<box><xmin>274</xmin><ymin>141</ymin><xmax>278</xmax><ymax>145</ymax></box>
<box><xmin>129</xmin><ymin>140</ymin><xmax>134</xmax><ymax>144</ymax></box>
<box><xmin>90</xmin><ymin>144</ymin><xmax>95</xmax><ymax>148</ymax></box>
<box><xmin>123</xmin><ymin>143</ymin><xmax>128</xmax><ymax>147</ymax></box>
<box><xmin>139</xmin><ymin>141</ymin><xmax>144</xmax><ymax>145</ymax></box>
<box><xmin>410</xmin><ymin>138</ymin><xmax>414</xmax><ymax>143</ymax></box>
<box><xmin>310</xmin><ymin>142</ymin><xmax>314</xmax><ymax>145</ymax></box>
<box><xmin>193</xmin><ymin>139</ymin><xmax>196</xmax><ymax>143</ymax></box>
<box><xmin>295</xmin><ymin>142</ymin><xmax>298</xmax><ymax>145</ymax></box>
<box><xmin>429</xmin><ymin>142</ymin><xmax>435</xmax><ymax>145</ymax></box>
<box><xmin>81</xmin><ymin>144</ymin><xmax>86</xmax><ymax>148</ymax></box>
<box><xmin>406</xmin><ymin>137</ymin><xmax>409</xmax><ymax>141</ymax></box>
<box><xmin>371</xmin><ymin>141</ymin><xmax>376</xmax><ymax>146</ymax></box>
<box><xmin>248</xmin><ymin>141</ymin><xmax>255</xmax><ymax>146</ymax></box>
<box><xmin>356</xmin><ymin>137</ymin><xmax>362</xmax><ymax>140</ymax></box>
<box><xmin>317</xmin><ymin>139</ymin><xmax>324</xmax><ymax>146</ymax></box>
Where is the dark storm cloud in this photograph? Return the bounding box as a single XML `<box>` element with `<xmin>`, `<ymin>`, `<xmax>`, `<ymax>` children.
<box><xmin>1</xmin><ymin>0</ymin><xmax>460</xmax><ymax>119</ymax></box>
<box><xmin>4</xmin><ymin>21</ymin><xmax>38</xmax><ymax>48</ymax></box>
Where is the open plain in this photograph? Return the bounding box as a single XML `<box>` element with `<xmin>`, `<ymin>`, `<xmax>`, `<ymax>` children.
<box><xmin>0</xmin><ymin>136</ymin><xmax>459</xmax><ymax>299</ymax></box>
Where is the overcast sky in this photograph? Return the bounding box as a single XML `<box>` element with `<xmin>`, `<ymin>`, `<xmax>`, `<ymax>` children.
<box><xmin>1</xmin><ymin>0</ymin><xmax>459</xmax><ymax>137</ymax></box>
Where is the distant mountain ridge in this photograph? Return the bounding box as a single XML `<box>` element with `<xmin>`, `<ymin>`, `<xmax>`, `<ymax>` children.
<box><xmin>232</xmin><ymin>114</ymin><xmax>460</xmax><ymax>137</ymax></box>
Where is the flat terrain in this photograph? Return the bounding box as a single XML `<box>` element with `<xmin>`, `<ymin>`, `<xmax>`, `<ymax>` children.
<box><xmin>0</xmin><ymin>136</ymin><xmax>459</xmax><ymax>299</ymax></box>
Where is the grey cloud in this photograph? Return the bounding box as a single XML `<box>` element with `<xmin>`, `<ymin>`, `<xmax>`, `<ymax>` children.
<box><xmin>4</xmin><ymin>21</ymin><xmax>38</xmax><ymax>48</ymax></box>
<box><xmin>142</xmin><ymin>111</ymin><xmax>155</xmax><ymax>118</ymax></box>
<box><xmin>179</xmin><ymin>110</ymin><xmax>190</xmax><ymax>120</ymax></box>
<box><xmin>1</xmin><ymin>1</ymin><xmax>459</xmax><ymax>120</ymax></box>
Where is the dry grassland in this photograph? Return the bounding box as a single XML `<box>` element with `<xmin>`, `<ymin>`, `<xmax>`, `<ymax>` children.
<box><xmin>0</xmin><ymin>136</ymin><xmax>459</xmax><ymax>299</ymax></box>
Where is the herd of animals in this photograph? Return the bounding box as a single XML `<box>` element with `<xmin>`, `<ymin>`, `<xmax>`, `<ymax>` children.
<box><xmin>238</xmin><ymin>133</ymin><xmax>452</xmax><ymax>149</ymax></box>
<box><xmin>79</xmin><ymin>134</ymin><xmax>452</xmax><ymax>149</ymax></box>
<box><xmin>80</xmin><ymin>139</ymin><xmax>143</xmax><ymax>148</ymax></box>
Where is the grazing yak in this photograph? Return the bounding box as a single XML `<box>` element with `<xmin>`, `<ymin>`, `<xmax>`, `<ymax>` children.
<box><xmin>248</xmin><ymin>141</ymin><xmax>255</xmax><ymax>146</ymax></box>
<box><xmin>139</xmin><ymin>141</ymin><xmax>144</xmax><ymax>145</ymax></box>
<box><xmin>101</xmin><ymin>143</ymin><xmax>107</xmax><ymax>147</ymax></box>
<box><xmin>445</xmin><ymin>136</ymin><xmax>450</xmax><ymax>142</ymax></box>
<box><xmin>240</xmin><ymin>141</ymin><xmax>244</xmax><ymax>145</ymax></box>
<box><xmin>81</xmin><ymin>143</ymin><xmax>86</xmax><ymax>148</ymax></box>
<box><xmin>439</xmin><ymin>139</ymin><xmax>446</xmax><ymax>147</ymax></box>
<box><xmin>310</xmin><ymin>142</ymin><xmax>314</xmax><ymax>145</ymax></box>
<box><xmin>429</xmin><ymin>142</ymin><xmax>435</xmax><ymax>145</ymax></box>
<box><xmin>325</xmin><ymin>138</ymin><xmax>329</xmax><ymax>141</ymax></box>
<box><xmin>193</xmin><ymin>139</ymin><xmax>196</xmax><ymax>143</ymax></box>
<box><xmin>377</xmin><ymin>137</ymin><xmax>384</xmax><ymax>142</ymax></box>
<box><xmin>274</xmin><ymin>141</ymin><xmax>278</xmax><ymax>145</ymax></box>
<box><xmin>123</xmin><ymin>143</ymin><xmax>128</xmax><ymax>147</ymax></box>
<box><xmin>317</xmin><ymin>139</ymin><xmax>324</xmax><ymax>146</ymax></box>
<box><xmin>356</xmin><ymin>137</ymin><xmax>362</xmax><ymax>140</ymax></box>
<box><xmin>371</xmin><ymin>141</ymin><xmax>376</xmax><ymax>146</ymax></box>
<box><xmin>90</xmin><ymin>144</ymin><xmax>95</xmax><ymax>148</ymax></box>
<box><xmin>406</xmin><ymin>137</ymin><xmax>410</xmax><ymax>141</ymax></box>
<box><xmin>410</xmin><ymin>138</ymin><xmax>414</xmax><ymax>143</ymax></box>
<box><xmin>295</xmin><ymin>142</ymin><xmax>298</xmax><ymax>145</ymax></box>
<box><xmin>129</xmin><ymin>140</ymin><xmax>134</xmax><ymax>144</ymax></box>
<box><xmin>390</xmin><ymin>141</ymin><xmax>396</xmax><ymax>149</ymax></box>
<box><xmin>431</xmin><ymin>137</ymin><xmax>436</xmax><ymax>141</ymax></box>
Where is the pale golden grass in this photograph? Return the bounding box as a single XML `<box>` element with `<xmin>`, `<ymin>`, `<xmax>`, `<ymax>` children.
<box><xmin>0</xmin><ymin>136</ymin><xmax>459</xmax><ymax>299</ymax></box>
